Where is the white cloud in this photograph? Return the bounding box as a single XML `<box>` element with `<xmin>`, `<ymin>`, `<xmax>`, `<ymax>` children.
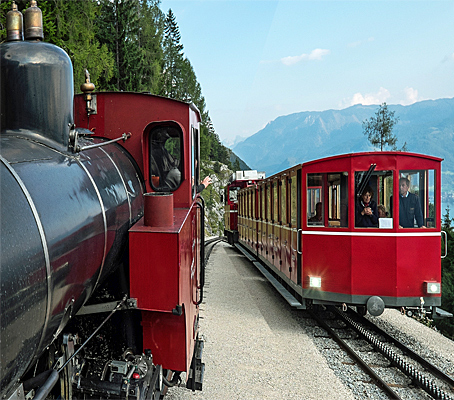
<box><xmin>400</xmin><ymin>87</ymin><xmax>420</xmax><ymax>105</ymax></box>
<box><xmin>281</xmin><ymin>48</ymin><xmax>330</xmax><ymax>66</ymax></box>
<box><xmin>348</xmin><ymin>87</ymin><xmax>391</xmax><ymax>106</ymax></box>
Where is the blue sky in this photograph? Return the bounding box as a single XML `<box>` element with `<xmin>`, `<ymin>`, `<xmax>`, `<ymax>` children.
<box><xmin>160</xmin><ymin>1</ymin><xmax>454</xmax><ymax>144</ymax></box>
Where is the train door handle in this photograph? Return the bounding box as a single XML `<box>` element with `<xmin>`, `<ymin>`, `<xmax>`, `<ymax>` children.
<box><xmin>291</xmin><ymin>229</ymin><xmax>302</xmax><ymax>254</ymax></box>
<box><xmin>442</xmin><ymin>230</ymin><xmax>448</xmax><ymax>259</ymax></box>
<box><xmin>296</xmin><ymin>229</ymin><xmax>303</xmax><ymax>255</ymax></box>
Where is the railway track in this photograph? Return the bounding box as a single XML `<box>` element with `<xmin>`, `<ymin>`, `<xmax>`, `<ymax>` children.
<box><xmin>204</xmin><ymin>237</ymin><xmax>226</xmax><ymax>264</ymax></box>
<box><xmin>310</xmin><ymin>306</ymin><xmax>454</xmax><ymax>399</ymax></box>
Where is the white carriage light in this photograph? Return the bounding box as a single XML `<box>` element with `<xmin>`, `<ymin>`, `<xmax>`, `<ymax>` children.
<box><xmin>309</xmin><ymin>277</ymin><xmax>322</xmax><ymax>288</ymax></box>
<box><xmin>426</xmin><ymin>282</ymin><xmax>441</xmax><ymax>294</ymax></box>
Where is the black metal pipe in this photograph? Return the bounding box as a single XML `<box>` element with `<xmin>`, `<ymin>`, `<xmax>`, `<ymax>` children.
<box><xmin>33</xmin><ymin>370</ymin><xmax>59</xmax><ymax>400</ymax></box>
<box><xmin>22</xmin><ymin>369</ymin><xmax>53</xmax><ymax>392</ymax></box>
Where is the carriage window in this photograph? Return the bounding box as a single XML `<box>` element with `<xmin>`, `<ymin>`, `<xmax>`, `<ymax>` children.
<box><xmin>261</xmin><ymin>186</ymin><xmax>265</xmax><ymax>220</ymax></box>
<box><xmin>281</xmin><ymin>178</ymin><xmax>287</xmax><ymax>225</ymax></box>
<box><xmin>397</xmin><ymin>170</ymin><xmax>435</xmax><ymax>228</ymax></box>
<box><xmin>328</xmin><ymin>173</ymin><xmax>348</xmax><ymax>227</ymax></box>
<box><xmin>273</xmin><ymin>182</ymin><xmax>279</xmax><ymax>223</ymax></box>
<box><xmin>355</xmin><ymin>170</ymin><xmax>393</xmax><ymax>228</ymax></box>
<box><xmin>251</xmin><ymin>189</ymin><xmax>256</xmax><ymax>219</ymax></box>
<box><xmin>229</xmin><ymin>186</ymin><xmax>240</xmax><ymax>203</ymax></box>
<box><xmin>266</xmin><ymin>184</ymin><xmax>271</xmax><ymax>221</ymax></box>
<box><xmin>290</xmin><ymin>176</ymin><xmax>297</xmax><ymax>227</ymax></box>
<box><xmin>150</xmin><ymin>126</ymin><xmax>183</xmax><ymax>191</ymax></box>
<box><xmin>307</xmin><ymin>174</ymin><xmax>323</xmax><ymax>225</ymax></box>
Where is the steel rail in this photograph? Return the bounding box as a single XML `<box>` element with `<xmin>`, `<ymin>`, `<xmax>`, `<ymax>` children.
<box><xmin>346</xmin><ymin>307</ymin><xmax>454</xmax><ymax>389</ymax></box>
<box><xmin>308</xmin><ymin>309</ymin><xmax>402</xmax><ymax>400</ymax></box>
<box><xmin>333</xmin><ymin>307</ymin><xmax>453</xmax><ymax>400</ymax></box>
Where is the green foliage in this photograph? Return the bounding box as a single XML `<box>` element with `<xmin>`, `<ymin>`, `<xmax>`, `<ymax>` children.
<box><xmin>363</xmin><ymin>102</ymin><xmax>406</xmax><ymax>151</ymax></box>
<box><xmin>0</xmin><ymin>0</ymin><xmax>234</xmax><ymax>169</ymax></box>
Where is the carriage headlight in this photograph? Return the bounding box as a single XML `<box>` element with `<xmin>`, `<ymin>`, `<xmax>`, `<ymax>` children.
<box><xmin>425</xmin><ymin>282</ymin><xmax>441</xmax><ymax>294</ymax></box>
<box><xmin>309</xmin><ymin>277</ymin><xmax>322</xmax><ymax>288</ymax></box>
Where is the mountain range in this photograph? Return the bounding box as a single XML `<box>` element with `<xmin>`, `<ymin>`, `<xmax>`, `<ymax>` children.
<box><xmin>231</xmin><ymin>98</ymin><xmax>454</xmax><ymax>191</ymax></box>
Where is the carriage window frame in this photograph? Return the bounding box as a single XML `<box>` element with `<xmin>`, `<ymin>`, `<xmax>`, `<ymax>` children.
<box><xmin>281</xmin><ymin>177</ymin><xmax>287</xmax><ymax>225</ymax></box>
<box><xmin>398</xmin><ymin>169</ymin><xmax>436</xmax><ymax>228</ymax></box>
<box><xmin>307</xmin><ymin>173</ymin><xmax>323</xmax><ymax>226</ymax></box>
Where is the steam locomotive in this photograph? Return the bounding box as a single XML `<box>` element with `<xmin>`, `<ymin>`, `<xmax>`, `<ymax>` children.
<box><xmin>1</xmin><ymin>2</ymin><xmax>204</xmax><ymax>399</ymax></box>
<box><xmin>225</xmin><ymin>153</ymin><xmax>450</xmax><ymax>319</ymax></box>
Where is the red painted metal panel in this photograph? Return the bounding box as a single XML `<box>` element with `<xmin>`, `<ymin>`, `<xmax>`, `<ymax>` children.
<box><xmin>141</xmin><ymin>310</ymin><xmax>186</xmax><ymax>371</ymax></box>
<box><xmin>129</xmin><ymin>205</ymin><xmax>200</xmax><ymax>373</ymax></box>
<box><xmin>351</xmin><ymin>236</ymin><xmax>397</xmax><ymax>296</ymax></box>
<box><xmin>302</xmin><ymin>234</ymin><xmax>352</xmax><ymax>293</ymax></box>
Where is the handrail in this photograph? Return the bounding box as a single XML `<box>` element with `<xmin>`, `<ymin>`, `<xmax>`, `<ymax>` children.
<box><xmin>441</xmin><ymin>230</ymin><xmax>448</xmax><ymax>259</ymax></box>
<box><xmin>196</xmin><ymin>196</ymin><xmax>205</xmax><ymax>305</ymax></box>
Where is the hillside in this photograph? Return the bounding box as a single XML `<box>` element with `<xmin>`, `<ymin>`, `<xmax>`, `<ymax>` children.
<box><xmin>232</xmin><ymin>98</ymin><xmax>454</xmax><ymax>191</ymax></box>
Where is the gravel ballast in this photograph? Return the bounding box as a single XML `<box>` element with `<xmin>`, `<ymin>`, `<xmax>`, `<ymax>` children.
<box><xmin>166</xmin><ymin>243</ymin><xmax>355</xmax><ymax>399</ymax></box>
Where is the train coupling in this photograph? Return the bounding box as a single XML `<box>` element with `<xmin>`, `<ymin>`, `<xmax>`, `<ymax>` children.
<box><xmin>186</xmin><ymin>337</ymin><xmax>205</xmax><ymax>391</ymax></box>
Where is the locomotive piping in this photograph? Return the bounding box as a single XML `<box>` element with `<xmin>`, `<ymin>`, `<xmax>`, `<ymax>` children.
<box><xmin>0</xmin><ymin>154</ymin><xmax>53</xmax><ymax>368</ymax></box>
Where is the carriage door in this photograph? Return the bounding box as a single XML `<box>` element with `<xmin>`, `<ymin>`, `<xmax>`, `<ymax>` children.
<box><xmin>289</xmin><ymin>169</ymin><xmax>299</xmax><ymax>283</ymax></box>
<box><xmin>272</xmin><ymin>179</ymin><xmax>280</xmax><ymax>269</ymax></box>
<box><xmin>280</xmin><ymin>175</ymin><xmax>291</xmax><ymax>279</ymax></box>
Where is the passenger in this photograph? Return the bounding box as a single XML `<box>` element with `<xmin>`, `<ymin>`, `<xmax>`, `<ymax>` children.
<box><xmin>355</xmin><ymin>186</ymin><xmax>378</xmax><ymax>227</ymax></box>
<box><xmin>308</xmin><ymin>202</ymin><xmax>323</xmax><ymax>223</ymax></box>
<box><xmin>150</xmin><ymin>129</ymin><xmax>181</xmax><ymax>190</ymax></box>
<box><xmin>398</xmin><ymin>177</ymin><xmax>424</xmax><ymax>228</ymax></box>
<box><xmin>377</xmin><ymin>204</ymin><xmax>387</xmax><ymax>218</ymax></box>
<box><xmin>195</xmin><ymin>176</ymin><xmax>213</xmax><ymax>193</ymax></box>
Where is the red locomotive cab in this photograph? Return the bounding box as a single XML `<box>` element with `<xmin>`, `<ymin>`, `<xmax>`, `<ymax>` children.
<box><xmin>224</xmin><ymin>170</ymin><xmax>264</xmax><ymax>244</ymax></box>
<box><xmin>75</xmin><ymin>92</ymin><xmax>205</xmax><ymax>390</ymax></box>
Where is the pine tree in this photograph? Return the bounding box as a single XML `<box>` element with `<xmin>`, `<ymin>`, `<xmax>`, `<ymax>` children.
<box><xmin>363</xmin><ymin>103</ymin><xmax>406</xmax><ymax>151</ymax></box>
<box><xmin>162</xmin><ymin>9</ymin><xmax>185</xmax><ymax>98</ymax></box>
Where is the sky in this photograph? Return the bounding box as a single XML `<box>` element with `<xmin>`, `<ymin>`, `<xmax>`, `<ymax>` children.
<box><xmin>159</xmin><ymin>0</ymin><xmax>454</xmax><ymax>145</ymax></box>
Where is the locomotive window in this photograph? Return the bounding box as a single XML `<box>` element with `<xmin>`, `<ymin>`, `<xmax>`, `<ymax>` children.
<box><xmin>396</xmin><ymin>170</ymin><xmax>435</xmax><ymax>228</ymax></box>
<box><xmin>355</xmin><ymin>170</ymin><xmax>393</xmax><ymax>228</ymax></box>
<box><xmin>281</xmin><ymin>178</ymin><xmax>287</xmax><ymax>225</ymax></box>
<box><xmin>328</xmin><ymin>173</ymin><xmax>348</xmax><ymax>228</ymax></box>
<box><xmin>307</xmin><ymin>174</ymin><xmax>323</xmax><ymax>225</ymax></box>
<box><xmin>150</xmin><ymin>126</ymin><xmax>183</xmax><ymax>192</ymax></box>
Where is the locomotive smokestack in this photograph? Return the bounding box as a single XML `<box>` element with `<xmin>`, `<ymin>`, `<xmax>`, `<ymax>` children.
<box><xmin>6</xmin><ymin>2</ymin><xmax>23</xmax><ymax>42</ymax></box>
<box><xmin>23</xmin><ymin>0</ymin><xmax>43</xmax><ymax>41</ymax></box>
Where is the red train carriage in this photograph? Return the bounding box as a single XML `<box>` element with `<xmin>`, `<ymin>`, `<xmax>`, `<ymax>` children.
<box><xmin>224</xmin><ymin>170</ymin><xmax>264</xmax><ymax>244</ymax></box>
<box><xmin>235</xmin><ymin>152</ymin><xmax>446</xmax><ymax>317</ymax></box>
